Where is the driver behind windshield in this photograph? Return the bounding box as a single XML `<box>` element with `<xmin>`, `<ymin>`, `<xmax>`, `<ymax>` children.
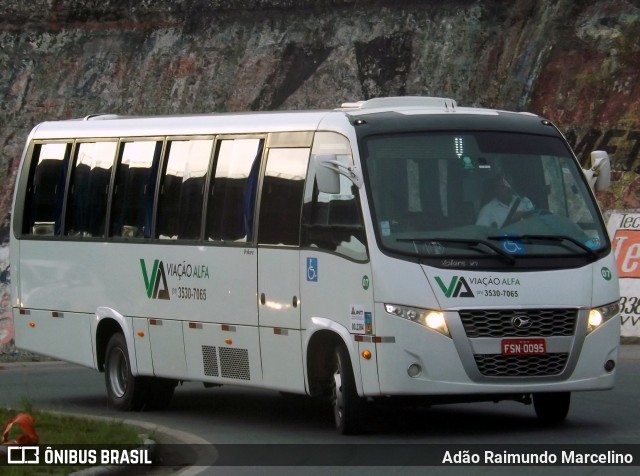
<box><xmin>476</xmin><ymin>174</ymin><xmax>534</xmax><ymax>228</ymax></box>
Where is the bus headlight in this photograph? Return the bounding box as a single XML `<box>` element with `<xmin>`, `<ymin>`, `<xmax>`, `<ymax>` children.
<box><xmin>385</xmin><ymin>304</ymin><xmax>450</xmax><ymax>337</ymax></box>
<box><xmin>587</xmin><ymin>302</ymin><xmax>620</xmax><ymax>334</ymax></box>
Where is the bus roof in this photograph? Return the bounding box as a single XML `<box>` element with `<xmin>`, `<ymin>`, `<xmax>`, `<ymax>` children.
<box><xmin>27</xmin><ymin>97</ymin><xmax>549</xmax><ymax>140</ymax></box>
<box><xmin>29</xmin><ymin>110</ymin><xmax>335</xmax><ymax>140</ymax></box>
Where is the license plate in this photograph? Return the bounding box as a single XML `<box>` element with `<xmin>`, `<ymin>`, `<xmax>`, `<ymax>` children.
<box><xmin>501</xmin><ymin>338</ymin><xmax>546</xmax><ymax>356</ymax></box>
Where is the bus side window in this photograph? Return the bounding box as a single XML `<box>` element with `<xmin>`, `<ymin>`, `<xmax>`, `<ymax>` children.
<box><xmin>65</xmin><ymin>141</ymin><xmax>117</xmax><ymax>238</ymax></box>
<box><xmin>257</xmin><ymin>148</ymin><xmax>310</xmax><ymax>246</ymax></box>
<box><xmin>205</xmin><ymin>138</ymin><xmax>263</xmax><ymax>242</ymax></box>
<box><xmin>156</xmin><ymin>139</ymin><xmax>214</xmax><ymax>240</ymax></box>
<box><xmin>109</xmin><ymin>141</ymin><xmax>162</xmax><ymax>239</ymax></box>
<box><xmin>302</xmin><ymin>158</ymin><xmax>368</xmax><ymax>261</ymax></box>
<box><xmin>24</xmin><ymin>142</ymin><xmax>72</xmax><ymax>236</ymax></box>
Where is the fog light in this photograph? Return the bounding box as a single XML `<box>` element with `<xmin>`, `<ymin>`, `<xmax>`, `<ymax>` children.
<box><xmin>407</xmin><ymin>364</ymin><xmax>422</xmax><ymax>378</ymax></box>
<box><xmin>604</xmin><ymin>360</ymin><xmax>615</xmax><ymax>372</ymax></box>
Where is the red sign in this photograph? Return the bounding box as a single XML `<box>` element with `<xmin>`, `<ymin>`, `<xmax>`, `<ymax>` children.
<box><xmin>501</xmin><ymin>338</ymin><xmax>546</xmax><ymax>356</ymax></box>
<box><xmin>613</xmin><ymin>229</ymin><xmax>640</xmax><ymax>278</ymax></box>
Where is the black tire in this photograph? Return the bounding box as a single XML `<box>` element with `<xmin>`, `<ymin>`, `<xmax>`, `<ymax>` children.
<box><xmin>331</xmin><ymin>344</ymin><xmax>364</xmax><ymax>434</ymax></box>
<box><xmin>104</xmin><ymin>333</ymin><xmax>148</xmax><ymax>411</ymax></box>
<box><xmin>533</xmin><ymin>392</ymin><xmax>571</xmax><ymax>424</ymax></box>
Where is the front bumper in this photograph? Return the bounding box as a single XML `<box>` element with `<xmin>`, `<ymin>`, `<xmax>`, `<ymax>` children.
<box><xmin>372</xmin><ymin>303</ymin><xmax>619</xmax><ymax>396</ymax></box>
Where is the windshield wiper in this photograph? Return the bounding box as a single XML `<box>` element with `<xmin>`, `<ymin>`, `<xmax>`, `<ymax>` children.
<box><xmin>397</xmin><ymin>237</ymin><xmax>516</xmax><ymax>264</ymax></box>
<box><xmin>488</xmin><ymin>234</ymin><xmax>599</xmax><ymax>261</ymax></box>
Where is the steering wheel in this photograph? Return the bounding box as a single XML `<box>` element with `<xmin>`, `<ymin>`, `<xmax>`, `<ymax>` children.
<box><xmin>503</xmin><ymin>207</ymin><xmax>550</xmax><ymax>227</ymax></box>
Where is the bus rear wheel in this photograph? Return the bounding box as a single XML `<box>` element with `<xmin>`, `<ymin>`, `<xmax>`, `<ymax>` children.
<box><xmin>533</xmin><ymin>392</ymin><xmax>571</xmax><ymax>424</ymax></box>
<box><xmin>104</xmin><ymin>333</ymin><xmax>148</xmax><ymax>411</ymax></box>
<box><xmin>331</xmin><ymin>344</ymin><xmax>363</xmax><ymax>434</ymax></box>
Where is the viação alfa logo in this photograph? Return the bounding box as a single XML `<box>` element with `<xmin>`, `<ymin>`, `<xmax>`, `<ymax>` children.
<box><xmin>139</xmin><ymin>259</ymin><xmax>170</xmax><ymax>300</ymax></box>
<box><xmin>434</xmin><ymin>276</ymin><xmax>474</xmax><ymax>298</ymax></box>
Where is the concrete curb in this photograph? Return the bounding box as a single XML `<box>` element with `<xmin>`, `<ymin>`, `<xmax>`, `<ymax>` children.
<box><xmin>0</xmin><ymin>359</ymin><xmax>69</xmax><ymax>368</ymax></box>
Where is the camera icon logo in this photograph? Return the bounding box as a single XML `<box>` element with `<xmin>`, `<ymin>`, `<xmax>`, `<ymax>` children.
<box><xmin>7</xmin><ymin>446</ymin><xmax>40</xmax><ymax>464</ymax></box>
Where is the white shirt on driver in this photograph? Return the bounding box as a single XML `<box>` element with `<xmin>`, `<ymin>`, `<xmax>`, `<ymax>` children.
<box><xmin>476</xmin><ymin>196</ymin><xmax>534</xmax><ymax>228</ymax></box>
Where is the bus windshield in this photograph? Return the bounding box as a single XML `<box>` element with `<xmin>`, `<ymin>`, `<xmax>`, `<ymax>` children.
<box><xmin>362</xmin><ymin>131</ymin><xmax>609</xmax><ymax>265</ymax></box>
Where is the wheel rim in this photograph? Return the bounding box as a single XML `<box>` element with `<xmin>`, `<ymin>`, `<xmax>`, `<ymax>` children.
<box><xmin>107</xmin><ymin>347</ymin><xmax>128</xmax><ymax>398</ymax></box>
<box><xmin>332</xmin><ymin>364</ymin><xmax>344</xmax><ymax>425</ymax></box>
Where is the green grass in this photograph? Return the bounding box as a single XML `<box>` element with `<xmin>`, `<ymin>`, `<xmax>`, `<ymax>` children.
<box><xmin>1</xmin><ymin>400</ymin><xmax>145</xmax><ymax>475</ymax></box>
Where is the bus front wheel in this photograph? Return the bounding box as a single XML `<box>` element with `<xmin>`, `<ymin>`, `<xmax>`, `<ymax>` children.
<box><xmin>104</xmin><ymin>333</ymin><xmax>147</xmax><ymax>411</ymax></box>
<box><xmin>533</xmin><ymin>392</ymin><xmax>571</xmax><ymax>424</ymax></box>
<box><xmin>331</xmin><ymin>344</ymin><xmax>364</xmax><ymax>434</ymax></box>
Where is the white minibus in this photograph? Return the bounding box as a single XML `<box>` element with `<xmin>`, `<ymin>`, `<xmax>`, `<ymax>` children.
<box><xmin>11</xmin><ymin>97</ymin><xmax>620</xmax><ymax>433</ymax></box>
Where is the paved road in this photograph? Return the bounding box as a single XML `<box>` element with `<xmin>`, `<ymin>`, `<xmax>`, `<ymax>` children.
<box><xmin>1</xmin><ymin>346</ymin><xmax>639</xmax><ymax>475</ymax></box>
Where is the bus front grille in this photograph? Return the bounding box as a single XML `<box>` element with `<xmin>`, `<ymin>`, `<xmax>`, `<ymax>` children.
<box><xmin>474</xmin><ymin>353</ymin><xmax>569</xmax><ymax>377</ymax></box>
<box><xmin>459</xmin><ymin>308</ymin><xmax>577</xmax><ymax>338</ymax></box>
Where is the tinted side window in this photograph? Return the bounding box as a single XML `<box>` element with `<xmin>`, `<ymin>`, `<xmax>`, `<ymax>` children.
<box><xmin>302</xmin><ymin>158</ymin><xmax>368</xmax><ymax>261</ymax></box>
<box><xmin>258</xmin><ymin>148</ymin><xmax>310</xmax><ymax>246</ymax></box>
<box><xmin>205</xmin><ymin>138</ymin><xmax>263</xmax><ymax>242</ymax></box>
<box><xmin>110</xmin><ymin>141</ymin><xmax>162</xmax><ymax>239</ymax></box>
<box><xmin>156</xmin><ymin>139</ymin><xmax>214</xmax><ymax>240</ymax></box>
<box><xmin>65</xmin><ymin>141</ymin><xmax>117</xmax><ymax>238</ymax></box>
<box><xmin>24</xmin><ymin>142</ymin><xmax>72</xmax><ymax>236</ymax></box>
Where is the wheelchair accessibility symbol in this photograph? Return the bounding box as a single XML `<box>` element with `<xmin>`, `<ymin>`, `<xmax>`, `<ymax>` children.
<box><xmin>500</xmin><ymin>237</ymin><xmax>525</xmax><ymax>254</ymax></box>
<box><xmin>307</xmin><ymin>257</ymin><xmax>318</xmax><ymax>282</ymax></box>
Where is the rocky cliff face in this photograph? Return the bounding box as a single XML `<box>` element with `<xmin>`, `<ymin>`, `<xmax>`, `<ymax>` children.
<box><xmin>1</xmin><ymin>0</ymin><xmax>640</xmax><ymax>346</ymax></box>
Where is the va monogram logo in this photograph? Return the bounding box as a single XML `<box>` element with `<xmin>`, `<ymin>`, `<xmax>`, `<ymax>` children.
<box><xmin>140</xmin><ymin>259</ymin><xmax>170</xmax><ymax>300</ymax></box>
<box><xmin>435</xmin><ymin>276</ymin><xmax>474</xmax><ymax>298</ymax></box>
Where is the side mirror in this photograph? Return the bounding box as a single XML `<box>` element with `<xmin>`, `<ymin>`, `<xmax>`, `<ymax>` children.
<box><xmin>584</xmin><ymin>150</ymin><xmax>611</xmax><ymax>192</ymax></box>
<box><xmin>313</xmin><ymin>154</ymin><xmax>363</xmax><ymax>194</ymax></box>
<box><xmin>314</xmin><ymin>154</ymin><xmax>341</xmax><ymax>194</ymax></box>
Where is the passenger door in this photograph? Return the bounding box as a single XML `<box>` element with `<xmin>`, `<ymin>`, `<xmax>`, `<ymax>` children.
<box><xmin>257</xmin><ymin>144</ymin><xmax>310</xmax><ymax>391</ymax></box>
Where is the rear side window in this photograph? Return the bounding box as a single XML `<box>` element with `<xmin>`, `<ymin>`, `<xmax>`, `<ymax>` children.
<box><xmin>65</xmin><ymin>141</ymin><xmax>117</xmax><ymax>238</ymax></box>
<box><xmin>156</xmin><ymin>139</ymin><xmax>214</xmax><ymax>240</ymax></box>
<box><xmin>23</xmin><ymin>142</ymin><xmax>72</xmax><ymax>236</ymax></box>
<box><xmin>110</xmin><ymin>140</ymin><xmax>163</xmax><ymax>239</ymax></box>
<box><xmin>205</xmin><ymin>138</ymin><xmax>263</xmax><ymax>242</ymax></box>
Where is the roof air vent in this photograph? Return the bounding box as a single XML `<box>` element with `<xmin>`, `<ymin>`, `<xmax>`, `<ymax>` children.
<box><xmin>83</xmin><ymin>114</ymin><xmax>120</xmax><ymax>121</ymax></box>
<box><xmin>340</xmin><ymin>96</ymin><xmax>457</xmax><ymax>110</ymax></box>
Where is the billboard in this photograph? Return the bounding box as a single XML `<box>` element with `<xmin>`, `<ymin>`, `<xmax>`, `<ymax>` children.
<box><xmin>607</xmin><ymin>211</ymin><xmax>640</xmax><ymax>337</ymax></box>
